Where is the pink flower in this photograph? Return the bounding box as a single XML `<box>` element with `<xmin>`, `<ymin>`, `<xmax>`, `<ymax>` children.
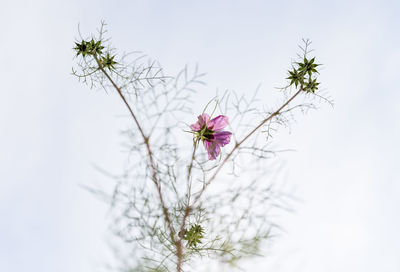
<box><xmin>190</xmin><ymin>113</ymin><xmax>232</xmax><ymax>160</ymax></box>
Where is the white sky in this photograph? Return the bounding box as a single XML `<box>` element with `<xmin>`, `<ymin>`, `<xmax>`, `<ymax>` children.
<box><xmin>0</xmin><ymin>0</ymin><xmax>399</xmax><ymax>271</ymax></box>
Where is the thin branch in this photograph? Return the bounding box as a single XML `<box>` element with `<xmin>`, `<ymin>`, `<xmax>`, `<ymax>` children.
<box><xmin>92</xmin><ymin>55</ymin><xmax>177</xmax><ymax>244</ymax></box>
<box><xmin>178</xmin><ymin>86</ymin><xmax>304</xmax><ymax>246</ymax></box>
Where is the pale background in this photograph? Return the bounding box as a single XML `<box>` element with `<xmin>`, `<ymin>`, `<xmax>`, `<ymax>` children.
<box><xmin>1</xmin><ymin>0</ymin><xmax>399</xmax><ymax>271</ymax></box>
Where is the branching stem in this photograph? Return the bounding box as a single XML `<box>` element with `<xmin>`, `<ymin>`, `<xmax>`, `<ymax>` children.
<box><xmin>177</xmin><ymin>86</ymin><xmax>304</xmax><ymax>270</ymax></box>
<box><xmin>92</xmin><ymin>55</ymin><xmax>177</xmax><ymax>244</ymax></box>
<box><xmin>206</xmin><ymin>87</ymin><xmax>303</xmax><ymax>189</ymax></box>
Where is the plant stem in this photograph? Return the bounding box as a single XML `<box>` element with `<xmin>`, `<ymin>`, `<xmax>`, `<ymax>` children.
<box><xmin>176</xmin><ymin>140</ymin><xmax>198</xmax><ymax>271</ymax></box>
<box><xmin>93</xmin><ymin>55</ymin><xmax>177</xmax><ymax>244</ymax></box>
<box><xmin>205</xmin><ymin>87</ymin><xmax>303</xmax><ymax>190</ymax></box>
<box><xmin>178</xmin><ymin>86</ymin><xmax>304</xmax><ymax>261</ymax></box>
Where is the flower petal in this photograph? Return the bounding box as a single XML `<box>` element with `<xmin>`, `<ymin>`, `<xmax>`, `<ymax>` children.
<box><xmin>204</xmin><ymin>139</ymin><xmax>221</xmax><ymax>160</ymax></box>
<box><xmin>213</xmin><ymin>131</ymin><xmax>232</xmax><ymax>147</ymax></box>
<box><xmin>208</xmin><ymin>115</ymin><xmax>229</xmax><ymax>131</ymax></box>
<box><xmin>190</xmin><ymin>122</ymin><xmax>202</xmax><ymax>131</ymax></box>
<box><xmin>190</xmin><ymin>113</ymin><xmax>210</xmax><ymax>131</ymax></box>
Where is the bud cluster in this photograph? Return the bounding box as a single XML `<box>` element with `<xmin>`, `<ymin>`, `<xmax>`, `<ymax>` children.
<box><xmin>183</xmin><ymin>224</ymin><xmax>205</xmax><ymax>248</ymax></box>
<box><xmin>73</xmin><ymin>39</ymin><xmax>117</xmax><ymax>70</ymax></box>
<box><xmin>287</xmin><ymin>57</ymin><xmax>320</xmax><ymax>93</ymax></box>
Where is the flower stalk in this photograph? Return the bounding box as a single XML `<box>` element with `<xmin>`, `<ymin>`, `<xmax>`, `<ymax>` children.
<box><xmin>92</xmin><ymin>53</ymin><xmax>178</xmax><ymax>244</ymax></box>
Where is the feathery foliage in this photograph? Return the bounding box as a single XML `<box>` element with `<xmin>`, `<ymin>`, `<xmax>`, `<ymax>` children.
<box><xmin>72</xmin><ymin>22</ymin><xmax>332</xmax><ymax>272</ymax></box>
